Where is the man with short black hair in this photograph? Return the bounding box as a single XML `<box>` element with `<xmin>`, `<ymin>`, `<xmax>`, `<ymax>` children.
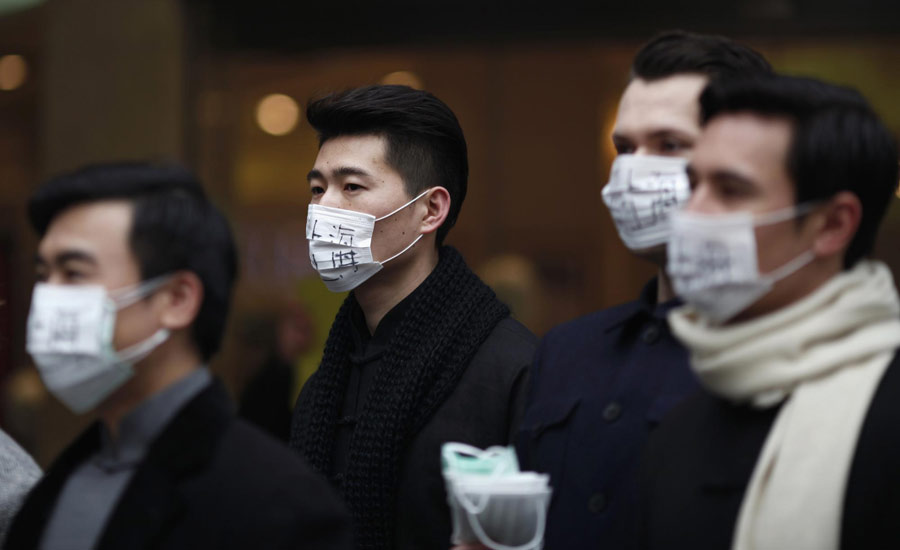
<box><xmin>8</xmin><ymin>162</ymin><xmax>352</xmax><ymax>550</ymax></box>
<box><xmin>514</xmin><ymin>31</ymin><xmax>772</xmax><ymax>549</ymax></box>
<box><xmin>641</xmin><ymin>75</ymin><xmax>900</xmax><ymax>549</ymax></box>
<box><xmin>290</xmin><ymin>85</ymin><xmax>536</xmax><ymax>550</ymax></box>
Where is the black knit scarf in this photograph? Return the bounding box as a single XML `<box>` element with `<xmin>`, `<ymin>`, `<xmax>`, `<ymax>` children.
<box><xmin>290</xmin><ymin>246</ymin><xmax>510</xmax><ymax>550</ymax></box>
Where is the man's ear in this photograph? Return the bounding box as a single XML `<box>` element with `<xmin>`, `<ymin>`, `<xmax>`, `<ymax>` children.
<box><xmin>419</xmin><ymin>187</ymin><xmax>451</xmax><ymax>236</ymax></box>
<box><xmin>812</xmin><ymin>191</ymin><xmax>862</xmax><ymax>260</ymax></box>
<box><xmin>156</xmin><ymin>271</ymin><xmax>204</xmax><ymax>331</ymax></box>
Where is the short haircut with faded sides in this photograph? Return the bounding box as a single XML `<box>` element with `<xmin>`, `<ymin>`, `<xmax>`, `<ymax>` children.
<box><xmin>306</xmin><ymin>85</ymin><xmax>468</xmax><ymax>246</ymax></box>
<box><xmin>631</xmin><ymin>30</ymin><xmax>773</xmax><ymax>83</ymax></box>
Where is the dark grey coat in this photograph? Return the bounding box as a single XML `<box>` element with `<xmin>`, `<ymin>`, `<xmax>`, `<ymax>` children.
<box><xmin>7</xmin><ymin>380</ymin><xmax>352</xmax><ymax>550</ymax></box>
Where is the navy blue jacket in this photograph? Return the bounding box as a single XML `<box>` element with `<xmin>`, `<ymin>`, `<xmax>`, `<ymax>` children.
<box><xmin>515</xmin><ymin>279</ymin><xmax>697</xmax><ymax>550</ymax></box>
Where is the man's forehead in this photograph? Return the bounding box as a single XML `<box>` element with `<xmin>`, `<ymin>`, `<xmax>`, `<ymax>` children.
<box><xmin>620</xmin><ymin>75</ymin><xmax>708</xmax><ymax>109</ymax></box>
<box><xmin>700</xmin><ymin>113</ymin><xmax>793</xmax><ymax>158</ymax></box>
<box><xmin>315</xmin><ymin>134</ymin><xmax>389</xmax><ymax>167</ymax></box>
<box><xmin>39</xmin><ymin>200</ymin><xmax>134</xmax><ymax>258</ymax></box>
<box><xmin>693</xmin><ymin>113</ymin><xmax>794</xmax><ymax>182</ymax></box>
<box><xmin>614</xmin><ymin>74</ymin><xmax>708</xmax><ymax>136</ymax></box>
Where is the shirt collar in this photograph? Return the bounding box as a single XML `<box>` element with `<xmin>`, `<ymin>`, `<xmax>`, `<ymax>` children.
<box><xmin>604</xmin><ymin>277</ymin><xmax>683</xmax><ymax>333</ymax></box>
<box><xmin>95</xmin><ymin>368</ymin><xmax>212</xmax><ymax>471</ymax></box>
<box><xmin>348</xmin><ymin>283</ymin><xmax>422</xmax><ymax>364</ymax></box>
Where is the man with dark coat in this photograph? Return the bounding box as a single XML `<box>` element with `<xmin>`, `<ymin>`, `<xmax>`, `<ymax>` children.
<box><xmin>7</xmin><ymin>163</ymin><xmax>352</xmax><ymax>550</ymax></box>
<box><xmin>641</xmin><ymin>75</ymin><xmax>900</xmax><ymax>549</ymax></box>
<box><xmin>291</xmin><ymin>85</ymin><xmax>535</xmax><ymax>550</ymax></box>
<box><xmin>513</xmin><ymin>32</ymin><xmax>772</xmax><ymax>549</ymax></box>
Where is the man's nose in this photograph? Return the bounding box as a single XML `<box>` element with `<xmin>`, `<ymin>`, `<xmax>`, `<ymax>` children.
<box><xmin>684</xmin><ymin>184</ymin><xmax>716</xmax><ymax>214</ymax></box>
<box><xmin>317</xmin><ymin>186</ymin><xmax>344</xmax><ymax>208</ymax></box>
<box><xmin>44</xmin><ymin>273</ymin><xmax>67</xmax><ymax>285</ymax></box>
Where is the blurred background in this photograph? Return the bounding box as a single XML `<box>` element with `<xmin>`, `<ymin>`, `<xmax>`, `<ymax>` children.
<box><xmin>0</xmin><ymin>0</ymin><xmax>899</xmax><ymax>465</ymax></box>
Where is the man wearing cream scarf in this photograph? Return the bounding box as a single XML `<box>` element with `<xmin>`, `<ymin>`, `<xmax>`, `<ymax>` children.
<box><xmin>638</xmin><ymin>74</ymin><xmax>900</xmax><ymax>550</ymax></box>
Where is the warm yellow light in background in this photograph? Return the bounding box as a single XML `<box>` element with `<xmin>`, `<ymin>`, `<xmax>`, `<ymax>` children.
<box><xmin>256</xmin><ymin>93</ymin><xmax>299</xmax><ymax>136</ymax></box>
<box><xmin>381</xmin><ymin>70</ymin><xmax>424</xmax><ymax>90</ymax></box>
<box><xmin>0</xmin><ymin>54</ymin><xmax>27</xmax><ymax>91</ymax></box>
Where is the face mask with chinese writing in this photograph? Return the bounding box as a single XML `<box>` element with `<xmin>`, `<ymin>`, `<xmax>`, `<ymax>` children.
<box><xmin>26</xmin><ymin>275</ymin><xmax>172</xmax><ymax>413</ymax></box>
<box><xmin>602</xmin><ymin>154</ymin><xmax>691</xmax><ymax>250</ymax></box>
<box><xmin>667</xmin><ymin>204</ymin><xmax>817</xmax><ymax>323</ymax></box>
<box><xmin>306</xmin><ymin>189</ymin><xmax>430</xmax><ymax>292</ymax></box>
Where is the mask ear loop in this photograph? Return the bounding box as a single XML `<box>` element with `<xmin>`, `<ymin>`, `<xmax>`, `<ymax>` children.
<box><xmin>753</xmin><ymin>200</ymin><xmax>821</xmax><ymax>226</ymax></box>
<box><xmin>374</xmin><ymin>188</ymin><xmax>432</xmax><ymax>222</ymax></box>
<box><xmin>379</xmin><ymin>234</ymin><xmax>424</xmax><ymax>266</ymax></box>
<box><xmin>116</xmin><ymin>329</ymin><xmax>171</xmax><ymax>363</ymax></box>
<box><xmin>108</xmin><ymin>274</ymin><xmax>175</xmax><ymax>362</ymax></box>
<box><xmin>110</xmin><ymin>274</ymin><xmax>174</xmax><ymax>309</ymax></box>
<box><xmin>465</xmin><ymin>496</ymin><xmax>548</xmax><ymax>550</ymax></box>
<box><xmin>374</xmin><ymin>188</ymin><xmax>433</xmax><ymax>265</ymax></box>
<box><xmin>754</xmin><ymin>201</ymin><xmax>821</xmax><ymax>281</ymax></box>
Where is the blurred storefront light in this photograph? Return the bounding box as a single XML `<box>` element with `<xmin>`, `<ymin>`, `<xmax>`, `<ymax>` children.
<box><xmin>0</xmin><ymin>54</ymin><xmax>27</xmax><ymax>91</ymax></box>
<box><xmin>380</xmin><ymin>70</ymin><xmax>424</xmax><ymax>90</ymax></box>
<box><xmin>256</xmin><ymin>93</ymin><xmax>299</xmax><ymax>136</ymax></box>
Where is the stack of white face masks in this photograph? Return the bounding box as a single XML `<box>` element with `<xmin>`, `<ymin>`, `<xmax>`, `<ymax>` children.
<box><xmin>442</xmin><ymin>443</ymin><xmax>552</xmax><ymax>550</ymax></box>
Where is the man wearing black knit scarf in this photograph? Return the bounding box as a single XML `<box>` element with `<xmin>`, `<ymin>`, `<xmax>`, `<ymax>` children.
<box><xmin>290</xmin><ymin>85</ymin><xmax>536</xmax><ymax>550</ymax></box>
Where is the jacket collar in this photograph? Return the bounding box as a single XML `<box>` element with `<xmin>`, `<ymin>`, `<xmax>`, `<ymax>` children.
<box><xmin>603</xmin><ymin>277</ymin><xmax>683</xmax><ymax>334</ymax></box>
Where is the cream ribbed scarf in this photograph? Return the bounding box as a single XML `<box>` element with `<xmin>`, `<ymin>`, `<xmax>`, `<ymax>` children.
<box><xmin>668</xmin><ymin>260</ymin><xmax>900</xmax><ymax>550</ymax></box>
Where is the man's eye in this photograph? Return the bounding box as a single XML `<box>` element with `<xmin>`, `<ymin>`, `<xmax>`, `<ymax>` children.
<box><xmin>614</xmin><ymin>143</ymin><xmax>635</xmax><ymax>155</ymax></box>
<box><xmin>34</xmin><ymin>272</ymin><xmax>48</xmax><ymax>283</ymax></box>
<box><xmin>310</xmin><ymin>186</ymin><xmax>324</xmax><ymax>195</ymax></box>
<box><xmin>63</xmin><ymin>270</ymin><xmax>85</xmax><ymax>282</ymax></box>
<box><xmin>345</xmin><ymin>183</ymin><xmax>362</xmax><ymax>192</ymax></box>
<box><xmin>717</xmin><ymin>183</ymin><xmax>747</xmax><ymax>200</ymax></box>
<box><xmin>661</xmin><ymin>140</ymin><xmax>687</xmax><ymax>153</ymax></box>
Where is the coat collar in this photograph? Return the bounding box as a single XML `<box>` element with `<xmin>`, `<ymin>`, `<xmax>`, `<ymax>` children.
<box><xmin>8</xmin><ymin>377</ymin><xmax>232</xmax><ymax>550</ymax></box>
<box><xmin>603</xmin><ymin>277</ymin><xmax>683</xmax><ymax>334</ymax></box>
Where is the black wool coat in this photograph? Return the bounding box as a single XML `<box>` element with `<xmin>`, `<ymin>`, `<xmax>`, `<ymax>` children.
<box><xmin>638</xmin><ymin>351</ymin><xmax>900</xmax><ymax>549</ymax></box>
<box><xmin>293</xmin><ymin>316</ymin><xmax>535</xmax><ymax>550</ymax></box>
<box><xmin>6</xmin><ymin>379</ymin><xmax>353</xmax><ymax>550</ymax></box>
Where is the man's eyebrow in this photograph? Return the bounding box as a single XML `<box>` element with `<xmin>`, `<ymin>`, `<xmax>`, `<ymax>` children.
<box><xmin>37</xmin><ymin>250</ymin><xmax>98</xmax><ymax>268</ymax></box>
<box><xmin>647</xmin><ymin>128</ymin><xmax>692</xmax><ymax>140</ymax></box>
<box><xmin>307</xmin><ymin>169</ymin><xmax>323</xmax><ymax>183</ymax></box>
<box><xmin>307</xmin><ymin>166</ymin><xmax>372</xmax><ymax>182</ymax></box>
<box><xmin>710</xmin><ymin>169</ymin><xmax>756</xmax><ymax>189</ymax></box>
<box><xmin>335</xmin><ymin>166</ymin><xmax>371</xmax><ymax>178</ymax></box>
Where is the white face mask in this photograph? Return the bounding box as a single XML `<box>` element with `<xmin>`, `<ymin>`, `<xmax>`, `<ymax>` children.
<box><xmin>306</xmin><ymin>189</ymin><xmax>430</xmax><ymax>292</ymax></box>
<box><xmin>667</xmin><ymin>204</ymin><xmax>817</xmax><ymax>323</ymax></box>
<box><xmin>26</xmin><ymin>275</ymin><xmax>172</xmax><ymax>413</ymax></box>
<box><xmin>602</xmin><ymin>154</ymin><xmax>691</xmax><ymax>251</ymax></box>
